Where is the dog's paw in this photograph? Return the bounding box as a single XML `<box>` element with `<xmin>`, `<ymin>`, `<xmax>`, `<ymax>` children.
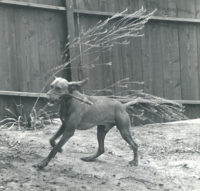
<box><xmin>129</xmin><ymin>160</ymin><xmax>138</xmax><ymax>166</ymax></box>
<box><xmin>33</xmin><ymin>164</ymin><xmax>43</xmax><ymax>170</ymax></box>
<box><xmin>81</xmin><ymin>156</ymin><xmax>96</xmax><ymax>162</ymax></box>
<box><xmin>33</xmin><ymin>160</ymin><xmax>48</xmax><ymax>170</ymax></box>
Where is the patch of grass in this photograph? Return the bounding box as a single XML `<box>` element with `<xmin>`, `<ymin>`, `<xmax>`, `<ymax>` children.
<box><xmin>0</xmin><ymin>104</ymin><xmax>58</xmax><ymax>130</ymax></box>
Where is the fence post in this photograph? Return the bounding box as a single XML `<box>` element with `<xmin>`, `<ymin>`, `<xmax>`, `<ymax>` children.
<box><xmin>65</xmin><ymin>0</ymin><xmax>79</xmax><ymax>81</ymax></box>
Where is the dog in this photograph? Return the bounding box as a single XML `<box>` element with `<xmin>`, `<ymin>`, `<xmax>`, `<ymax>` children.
<box><xmin>34</xmin><ymin>77</ymin><xmax>138</xmax><ymax>169</ymax></box>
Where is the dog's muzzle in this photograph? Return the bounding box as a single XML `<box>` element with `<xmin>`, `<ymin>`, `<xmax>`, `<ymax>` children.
<box><xmin>46</xmin><ymin>92</ymin><xmax>60</xmax><ymax>106</ymax></box>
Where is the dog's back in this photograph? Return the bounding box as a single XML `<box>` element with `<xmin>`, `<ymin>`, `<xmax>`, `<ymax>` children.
<box><xmin>63</xmin><ymin>93</ymin><xmax>127</xmax><ymax>130</ymax></box>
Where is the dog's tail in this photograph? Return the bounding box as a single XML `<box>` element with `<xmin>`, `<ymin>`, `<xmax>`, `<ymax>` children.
<box><xmin>124</xmin><ymin>99</ymin><xmax>143</xmax><ymax>117</ymax></box>
<box><xmin>124</xmin><ymin>98</ymin><xmax>143</xmax><ymax>108</ymax></box>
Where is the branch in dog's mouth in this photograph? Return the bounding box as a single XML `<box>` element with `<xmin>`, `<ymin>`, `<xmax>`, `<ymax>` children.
<box><xmin>67</xmin><ymin>93</ymin><xmax>93</xmax><ymax>105</ymax></box>
<box><xmin>44</xmin><ymin>93</ymin><xmax>93</xmax><ymax>106</ymax></box>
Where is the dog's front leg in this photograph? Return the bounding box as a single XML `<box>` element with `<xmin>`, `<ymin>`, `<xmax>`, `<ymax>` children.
<box><xmin>49</xmin><ymin>123</ymin><xmax>65</xmax><ymax>152</ymax></box>
<box><xmin>34</xmin><ymin>127</ymin><xmax>75</xmax><ymax>170</ymax></box>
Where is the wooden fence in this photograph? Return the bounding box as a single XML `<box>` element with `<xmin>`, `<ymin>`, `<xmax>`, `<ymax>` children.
<box><xmin>67</xmin><ymin>0</ymin><xmax>200</xmax><ymax>102</ymax></box>
<box><xmin>0</xmin><ymin>0</ymin><xmax>69</xmax><ymax>117</ymax></box>
<box><xmin>0</xmin><ymin>0</ymin><xmax>70</xmax><ymax>93</ymax></box>
<box><xmin>1</xmin><ymin>0</ymin><xmax>200</xmax><ymax>119</ymax></box>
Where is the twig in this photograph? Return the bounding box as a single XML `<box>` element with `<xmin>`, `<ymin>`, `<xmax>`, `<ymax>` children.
<box><xmin>119</xmin><ymin>176</ymin><xmax>158</xmax><ymax>190</ymax></box>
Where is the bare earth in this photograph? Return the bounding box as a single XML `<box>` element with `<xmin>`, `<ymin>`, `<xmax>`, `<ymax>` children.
<box><xmin>0</xmin><ymin>119</ymin><xmax>200</xmax><ymax>191</ymax></box>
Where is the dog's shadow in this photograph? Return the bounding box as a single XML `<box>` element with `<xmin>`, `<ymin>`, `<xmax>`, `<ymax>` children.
<box><xmin>81</xmin><ymin>158</ymin><xmax>105</xmax><ymax>164</ymax></box>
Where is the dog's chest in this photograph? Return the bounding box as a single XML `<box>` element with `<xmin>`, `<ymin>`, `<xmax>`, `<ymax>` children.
<box><xmin>59</xmin><ymin>99</ymin><xmax>74</xmax><ymax>121</ymax></box>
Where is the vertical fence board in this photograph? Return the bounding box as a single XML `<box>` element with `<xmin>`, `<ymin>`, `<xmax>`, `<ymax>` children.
<box><xmin>151</xmin><ymin>22</ymin><xmax>164</xmax><ymax>97</ymax></box>
<box><xmin>196</xmin><ymin>25</ymin><xmax>200</xmax><ymax>96</ymax></box>
<box><xmin>167</xmin><ymin>0</ymin><xmax>177</xmax><ymax>17</ymax></box>
<box><xmin>113</xmin><ymin>0</ymin><xmax>124</xmax><ymax>95</ymax></box>
<box><xmin>177</xmin><ymin>0</ymin><xmax>199</xmax><ymax>100</ymax></box>
<box><xmin>101</xmin><ymin>0</ymin><xmax>114</xmax><ymax>93</ymax></box>
<box><xmin>142</xmin><ymin>22</ymin><xmax>164</xmax><ymax>96</ymax></box>
<box><xmin>98</xmin><ymin>0</ymin><xmax>114</xmax><ymax>94</ymax></box>
<box><xmin>78</xmin><ymin>14</ymin><xmax>92</xmax><ymax>82</ymax></box>
<box><xmin>0</xmin><ymin>9</ymin><xmax>8</xmax><ymax>90</ymax></box>
<box><xmin>161</xmin><ymin>22</ymin><xmax>181</xmax><ymax>99</ymax></box>
<box><xmin>75</xmin><ymin>0</ymin><xmax>99</xmax><ymax>11</ymax></box>
<box><xmin>28</xmin><ymin>10</ymin><xmax>40</xmax><ymax>91</ymax></box>
<box><xmin>4</xmin><ymin>8</ymin><xmax>19</xmax><ymax>91</ymax></box>
<box><xmin>66</xmin><ymin>0</ymin><xmax>80</xmax><ymax>81</ymax></box>
<box><xmin>128</xmin><ymin>1</ymin><xmax>143</xmax><ymax>91</ymax></box>
<box><xmin>179</xmin><ymin>23</ymin><xmax>199</xmax><ymax>100</ymax></box>
<box><xmin>196</xmin><ymin>0</ymin><xmax>200</xmax><ymax>19</ymax></box>
<box><xmin>139</xmin><ymin>1</ymin><xmax>162</xmax><ymax>97</ymax></box>
<box><xmin>195</xmin><ymin>1</ymin><xmax>200</xmax><ymax>97</ymax></box>
<box><xmin>141</xmin><ymin>24</ymin><xmax>152</xmax><ymax>94</ymax></box>
<box><xmin>79</xmin><ymin>16</ymin><xmax>100</xmax><ymax>93</ymax></box>
<box><xmin>157</xmin><ymin>0</ymin><xmax>180</xmax><ymax>99</ymax></box>
<box><xmin>75</xmin><ymin>0</ymin><xmax>104</xmax><ymax>92</ymax></box>
<box><xmin>129</xmin><ymin>37</ymin><xmax>143</xmax><ymax>91</ymax></box>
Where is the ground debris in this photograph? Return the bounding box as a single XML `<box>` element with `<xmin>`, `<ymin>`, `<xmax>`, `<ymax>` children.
<box><xmin>0</xmin><ymin>119</ymin><xmax>200</xmax><ymax>190</ymax></box>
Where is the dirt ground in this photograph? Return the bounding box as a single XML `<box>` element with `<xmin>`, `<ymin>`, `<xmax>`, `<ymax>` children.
<box><xmin>0</xmin><ymin>119</ymin><xmax>200</xmax><ymax>191</ymax></box>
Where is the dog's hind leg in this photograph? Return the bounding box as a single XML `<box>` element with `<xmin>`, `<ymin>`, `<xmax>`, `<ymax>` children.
<box><xmin>81</xmin><ymin>124</ymin><xmax>113</xmax><ymax>162</ymax></box>
<box><xmin>116</xmin><ymin>113</ymin><xmax>138</xmax><ymax>166</ymax></box>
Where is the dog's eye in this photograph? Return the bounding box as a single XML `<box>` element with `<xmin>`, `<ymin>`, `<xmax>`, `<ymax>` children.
<box><xmin>50</xmin><ymin>85</ymin><xmax>53</xmax><ymax>89</ymax></box>
<box><xmin>55</xmin><ymin>87</ymin><xmax>61</xmax><ymax>91</ymax></box>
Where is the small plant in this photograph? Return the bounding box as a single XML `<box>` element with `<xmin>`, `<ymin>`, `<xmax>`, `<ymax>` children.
<box><xmin>0</xmin><ymin>104</ymin><xmax>28</xmax><ymax>130</ymax></box>
<box><xmin>0</xmin><ymin>103</ymin><xmax>58</xmax><ymax>130</ymax></box>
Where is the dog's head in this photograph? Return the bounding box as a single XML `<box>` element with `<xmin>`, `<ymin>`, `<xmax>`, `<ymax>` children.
<box><xmin>47</xmin><ymin>77</ymin><xmax>88</xmax><ymax>103</ymax></box>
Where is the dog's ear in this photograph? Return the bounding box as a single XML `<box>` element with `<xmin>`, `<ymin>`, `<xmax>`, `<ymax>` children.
<box><xmin>68</xmin><ymin>78</ymin><xmax>89</xmax><ymax>93</ymax></box>
<box><xmin>52</xmin><ymin>76</ymin><xmax>58</xmax><ymax>81</ymax></box>
<box><xmin>68</xmin><ymin>78</ymin><xmax>88</xmax><ymax>86</ymax></box>
<box><xmin>81</xmin><ymin>78</ymin><xmax>89</xmax><ymax>86</ymax></box>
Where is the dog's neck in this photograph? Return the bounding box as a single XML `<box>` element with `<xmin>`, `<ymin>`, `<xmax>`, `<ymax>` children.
<box><xmin>59</xmin><ymin>90</ymin><xmax>88</xmax><ymax>120</ymax></box>
<box><xmin>60</xmin><ymin>89</ymin><xmax>84</xmax><ymax>104</ymax></box>
<box><xmin>59</xmin><ymin>95</ymin><xmax>73</xmax><ymax>120</ymax></box>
